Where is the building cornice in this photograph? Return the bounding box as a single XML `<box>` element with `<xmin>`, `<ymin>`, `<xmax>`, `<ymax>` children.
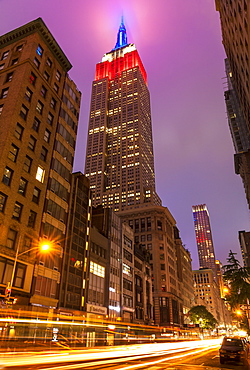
<box><xmin>0</xmin><ymin>17</ymin><xmax>72</xmax><ymax>72</ymax></box>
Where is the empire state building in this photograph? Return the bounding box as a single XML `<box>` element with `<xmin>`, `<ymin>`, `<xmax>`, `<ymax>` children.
<box><xmin>85</xmin><ymin>20</ymin><xmax>161</xmax><ymax>210</ymax></box>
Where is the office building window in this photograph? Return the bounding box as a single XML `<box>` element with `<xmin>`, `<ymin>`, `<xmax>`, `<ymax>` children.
<box><xmin>43</xmin><ymin>71</ymin><xmax>50</xmax><ymax>81</ymax></box>
<box><xmin>12</xmin><ymin>202</ymin><xmax>23</xmax><ymax>220</ymax></box>
<box><xmin>36</xmin><ymin>166</ymin><xmax>45</xmax><ymax>183</ymax></box>
<box><xmin>0</xmin><ymin>104</ymin><xmax>3</xmax><ymax>115</ymax></box>
<box><xmin>18</xmin><ymin>177</ymin><xmax>28</xmax><ymax>196</ymax></box>
<box><xmin>36</xmin><ymin>45</ymin><xmax>43</xmax><ymax>56</ymax></box>
<box><xmin>40</xmin><ymin>146</ymin><xmax>48</xmax><ymax>162</ymax></box>
<box><xmin>16</xmin><ymin>44</ymin><xmax>23</xmax><ymax>52</ymax></box>
<box><xmin>40</xmin><ymin>85</ymin><xmax>47</xmax><ymax>98</ymax></box>
<box><xmin>36</xmin><ymin>100</ymin><xmax>44</xmax><ymax>114</ymax></box>
<box><xmin>47</xmin><ymin>112</ymin><xmax>54</xmax><ymax>125</ymax></box>
<box><xmin>0</xmin><ymin>192</ymin><xmax>7</xmax><ymax>212</ymax></box>
<box><xmin>23</xmin><ymin>155</ymin><xmax>32</xmax><ymax>173</ymax></box>
<box><xmin>32</xmin><ymin>117</ymin><xmax>40</xmax><ymax>132</ymax></box>
<box><xmin>6</xmin><ymin>72</ymin><xmax>13</xmax><ymax>82</ymax></box>
<box><xmin>0</xmin><ymin>64</ymin><xmax>4</xmax><ymax>70</ymax></box>
<box><xmin>29</xmin><ymin>72</ymin><xmax>37</xmax><ymax>85</ymax></box>
<box><xmin>28</xmin><ymin>210</ymin><xmax>37</xmax><ymax>228</ymax></box>
<box><xmin>6</xmin><ymin>229</ymin><xmax>17</xmax><ymax>249</ymax></box>
<box><xmin>2</xmin><ymin>167</ymin><xmax>13</xmax><ymax>186</ymax></box>
<box><xmin>8</xmin><ymin>143</ymin><xmax>19</xmax><ymax>162</ymax></box>
<box><xmin>44</xmin><ymin>129</ymin><xmax>51</xmax><ymax>143</ymax></box>
<box><xmin>33</xmin><ymin>57</ymin><xmax>40</xmax><ymax>69</ymax></box>
<box><xmin>1</xmin><ymin>87</ymin><xmax>9</xmax><ymax>99</ymax></box>
<box><xmin>54</xmin><ymin>83</ymin><xmax>59</xmax><ymax>93</ymax></box>
<box><xmin>46</xmin><ymin>58</ymin><xmax>52</xmax><ymax>67</ymax></box>
<box><xmin>25</xmin><ymin>87</ymin><xmax>33</xmax><ymax>102</ymax></box>
<box><xmin>50</xmin><ymin>97</ymin><xmax>56</xmax><ymax>110</ymax></box>
<box><xmin>1</xmin><ymin>51</ymin><xmax>9</xmax><ymax>60</ymax></box>
<box><xmin>55</xmin><ymin>70</ymin><xmax>61</xmax><ymax>81</ymax></box>
<box><xmin>20</xmin><ymin>104</ymin><xmax>29</xmax><ymax>120</ymax></box>
<box><xmin>28</xmin><ymin>135</ymin><xmax>36</xmax><ymax>151</ymax></box>
<box><xmin>32</xmin><ymin>187</ymin><xmax>41</xmax><ymax>204</ymax></box>
<box><xmin>11</xmin><ymin>58</ymin><xmax>18</xmax><ymax>65</ymax></box>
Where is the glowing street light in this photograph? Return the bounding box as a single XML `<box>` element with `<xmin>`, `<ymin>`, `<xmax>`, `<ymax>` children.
<box><xmin>5</xmin><ymin>238</ymin><xmax>53</xmax><ymax>304</ymax></box>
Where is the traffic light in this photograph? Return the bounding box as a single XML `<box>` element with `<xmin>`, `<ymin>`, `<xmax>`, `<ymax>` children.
<box><xmin>5</xmin><ymin>284</ymin><xmax>11</xmax><ymax>299</ymax></box>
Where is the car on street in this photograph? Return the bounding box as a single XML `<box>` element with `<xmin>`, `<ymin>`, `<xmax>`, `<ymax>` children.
<box><xmin>219</xmin><ymin>336</ymin><xmax>249</xmax><ymax>364</ymax></box>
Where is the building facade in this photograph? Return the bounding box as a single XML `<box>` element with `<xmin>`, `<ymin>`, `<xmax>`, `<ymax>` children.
<box><xmin>59</xmin><ymin>172</ymin><xmax>91</xmax><ymax>312</ymax></box>
<box><xmin>0</xmin><ymin>18</ymin><xmax>81</xmax><ymax>310</ymax></box>
<box><xmin>216</xmin><ymin>0</ymin><xmax>250</xmax><ymax>209</ymax></box>
<box><xmin>119</xmin><ymin>205</ymin><xmax>183</xmax><ymax>327</ymax></box>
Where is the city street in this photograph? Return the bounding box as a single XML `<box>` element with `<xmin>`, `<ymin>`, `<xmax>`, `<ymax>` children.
<box><xmin>3</xmin><ymin>338</ymin><xmax>247</xmax><ymax>370</ymax></box>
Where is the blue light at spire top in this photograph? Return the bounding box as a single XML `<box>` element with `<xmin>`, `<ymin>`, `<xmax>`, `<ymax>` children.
<box><xmin>114</xmin><ymin>17</ymin><xmax>128</xmax><ymax>50</ymax></box>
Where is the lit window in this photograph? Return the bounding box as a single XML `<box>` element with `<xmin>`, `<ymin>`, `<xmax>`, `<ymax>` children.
<box><xmin>8</xmin><ymin>143</ymin><xmax>19</xmax><ymax>162</ymax></box>
<box><xmin>2</xmin><ymin>167</ymin><xmax>13</xmax><ymax>186</ymax></box>
<box><xmin>25</xmin><ymin>88</ymin><xmax>33</xmax><ymax>102</ymax></box>
<box><xmin>0</xmin><ymin>64</ymin><xmax>4</xmax><ymax>70</ymax></box>
<box><xmin>0</xmin><ymin>104</ymin><xmax>3</xmax><ymax>115</ymax></box>
<box><xmin>90</xmin><ymin>261</ymin><xmax>105</xmax><ymax>278</ymax></box>
<box><xmin>36</xmin><ymin>45</ymin><xmax>43</xmax><ymax>57</ymax></box>
<box><xmin>36</xmin><ymin>100</ymin><xmax>44</xmax><ymax>114</ymax></box>
<box><xmin>29</xmin><ymin>72</ymin><xmax>37</xmax><ymax>85</ymax></box>
<box><xmin>36</xmin><ymin>166</ymin><xmax>45</xmax><ymax>183</ymax></box>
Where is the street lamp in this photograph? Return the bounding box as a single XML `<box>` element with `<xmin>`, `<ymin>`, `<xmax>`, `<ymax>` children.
<box><xmin>5</xmin><ymin>238</ymin><xmax>52</xmax><ymax>303</ymax></box>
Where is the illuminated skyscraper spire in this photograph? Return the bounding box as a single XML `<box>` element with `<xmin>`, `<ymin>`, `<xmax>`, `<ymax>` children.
<box><xmin>114</xmin><ymin>17</ymin><xmax>128</xmax><ymax>49</ymax></box>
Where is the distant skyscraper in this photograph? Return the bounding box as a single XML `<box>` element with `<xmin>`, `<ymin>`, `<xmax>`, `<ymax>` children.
<box><xmin>192</xmin><ymin>204</ymin><xmax>217</xmax><ymax>276</ymax></box>
<box><xmin>85</xmin><ymin>19</ymin><xmax>161</xmax><ymax>211</ymax></box>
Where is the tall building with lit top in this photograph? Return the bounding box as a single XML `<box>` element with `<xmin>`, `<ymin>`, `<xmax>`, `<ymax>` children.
<box><xmin>85</xmin><ymin>19</ymin><xmax>161</xmax><ymax>211</ymax></box>
<box><xmin>192</xmin><ymin>204</ymin><xmax>217</xmax><ymax>277</ymax></box>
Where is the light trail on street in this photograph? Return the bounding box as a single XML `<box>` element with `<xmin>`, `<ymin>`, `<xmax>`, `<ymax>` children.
<box><xmin>0</xmin><ymin>338</ymin><xmax>221</xmax><ymax>369</ymax></box>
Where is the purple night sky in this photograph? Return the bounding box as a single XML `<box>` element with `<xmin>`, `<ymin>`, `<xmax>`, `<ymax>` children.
<box><xmin>1</xmin><ymin>0</ymin><xmax>249</xmax><ymax>269</ymax></box>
